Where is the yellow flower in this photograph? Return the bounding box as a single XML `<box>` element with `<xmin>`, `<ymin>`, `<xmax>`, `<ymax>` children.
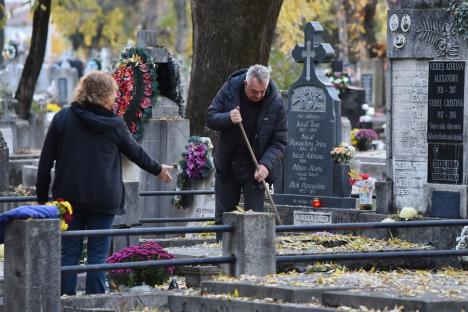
<box><xmin>60</xmin><ymin>219</ymin><xmax>69</xmax><ymax>231</ymax></box>
<box><xmin>47</xmin><ymin>103</ymin><xmax>61</xmax><ymax>113</ymax></box>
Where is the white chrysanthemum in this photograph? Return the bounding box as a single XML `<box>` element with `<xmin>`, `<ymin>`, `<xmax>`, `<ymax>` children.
<box><xmin>381</xmin><ymin>217</ymin><xmax>395</xmax><ymax>223</ymax></box>
<box><xmin>399</xmin><ymin>207</ymin><xmax>418</xmax><ymax>220</ymax></box>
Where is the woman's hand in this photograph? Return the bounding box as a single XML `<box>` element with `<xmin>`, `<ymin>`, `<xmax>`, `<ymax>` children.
<box><xmin>157</xmin><ymin>164</ymin><xmax>173</xmax><ymax>183</ymax></box>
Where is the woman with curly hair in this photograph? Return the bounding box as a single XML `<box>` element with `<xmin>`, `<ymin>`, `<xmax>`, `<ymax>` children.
<box><xmin>36</xmin><ymin>71</ymin><xmax>173</xmax><ymax>295</ymax></box>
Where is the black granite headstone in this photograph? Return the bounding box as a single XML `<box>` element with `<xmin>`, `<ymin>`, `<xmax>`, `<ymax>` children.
<box><xmin>431</xmin><ymin>191</ymin><xmax>460</xmax><ymax>218</ymax></box>
<box><xmin>427</xmin><ymin>61</ymin><xmax>465</xmax><ymax>185</ymax></box>
<box><xmin>284</xmin><ymin>22</ymin><xmax>338</xmax><ymax>197</ymax></box>
<box><xmin>339</xmin><ymin>86</ymin><xmax>366</xmax><ymax>129</ymax></box>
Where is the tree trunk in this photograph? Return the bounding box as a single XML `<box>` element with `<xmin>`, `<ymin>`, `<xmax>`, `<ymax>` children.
<box><xmin>174</xmin><ymin>0</ymin><xmax>187</xmax><ymax>54</ymax></box>
<box><xmin>142</xmin><ymin>0</ymin><xmax>158</xmax><ymax>31</ymax></box>
<box><xmin>335</xmin><ymin>0</ymin><xmax>349</xmax><ymax>64</ymax></box>
<box><xmin>15</xmin><ymin>0</ymin><xmax>51</xmax><ymax>119</ymax></box>
<box><xmin>386</xmin><ymin>0</ymin><xmax>400</xmax><ymax>9</ymax></box>
<box><xmin>361</xmin><ymin>0</ymin><xmax>378</xmax><ymax>59</ymax></box>
<box><xmin>0</xmin><ymin>0</ymin><xmax>5</xmax><ymax>66</ymax></box>
<box><xmin>187</xmin><ymin>0</ymin><xmax>283</xmax><ymax>136</ymax></box>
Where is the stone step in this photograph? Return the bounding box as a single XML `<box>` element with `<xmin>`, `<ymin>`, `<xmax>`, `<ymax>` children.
<box><xmin>168</xmin><ymin>294</ymin><xmax>340</xmax><ymax>312</ymax></box>
<box><xmin>201</xmin><ymin>280</ymin><xmax>353</xmax><ymax>304</ymax></box>
<box><xmin>321</xmin><ymin>289</ymin><xmax>468</xmax><ymax>312</ymax></box>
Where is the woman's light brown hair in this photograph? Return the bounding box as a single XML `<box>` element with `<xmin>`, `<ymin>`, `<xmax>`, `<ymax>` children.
<box><xmin>73</xmin><ymin>71</ymin><xmax>118</xmax><ymax>108</ymax></box>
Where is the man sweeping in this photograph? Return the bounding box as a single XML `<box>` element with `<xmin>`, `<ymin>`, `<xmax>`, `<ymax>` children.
<box><xmin>207</xmin><ymin>64</ymin><xmax>287</xmax><ymax>234</ymax></box>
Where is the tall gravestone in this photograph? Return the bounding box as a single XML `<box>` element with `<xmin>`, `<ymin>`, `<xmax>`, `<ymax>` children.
<box><xmin>273</xmin><ymin>22</ymin><xmax>355</xmax><ymax>209</ymax></box>
<box><xmin>0</xmin><ymin>130</ymin><xmax>8</xmax><ymax>192</ymax></box>
<box><xmin>136</xmin><ymin>31</ymin><xmax>191</xmax><ymax>223</ymax></box>
<box><xmin>386</xmin><ymin>2</ymin><xmax>468</xmax><ymax>216</ymax></box>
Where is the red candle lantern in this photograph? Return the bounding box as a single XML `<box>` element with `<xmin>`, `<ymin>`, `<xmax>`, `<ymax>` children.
<box><xmin>312</xmin><ymin>198</ymin><xmax>321</xmax><ymax>208</ymax></box>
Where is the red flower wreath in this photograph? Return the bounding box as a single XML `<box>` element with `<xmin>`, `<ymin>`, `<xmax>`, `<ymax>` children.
<box><xmin>112</xmin><ymin>47</ymin><xmax>158</xmax><ymax>141</ymax></box>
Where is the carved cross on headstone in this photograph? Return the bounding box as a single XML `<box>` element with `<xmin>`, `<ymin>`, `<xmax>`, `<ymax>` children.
<box><xmin>137</xmin><ymin>30</ymin><xmax>169</xmax><ymax>63</ymax></box>
<box><xmin>292</xmin><ymin>22</ymin><xmax>334</xmax><ymax>82</ymax></box>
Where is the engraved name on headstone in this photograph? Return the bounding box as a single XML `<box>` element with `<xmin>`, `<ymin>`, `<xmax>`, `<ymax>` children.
<box><xmin>392</xmin><ymin>60</ymin><xmax>428</xmax><ymax>209</ymax></box>
<box><xmin>427</xmin><ymin>61</ymin><xmax>465</xmax><ymax>184</ymax></box>
<box><xmin>293</xmin><ymin>211</ymin><xmax>331</xmax><ymax>225</ymax></box>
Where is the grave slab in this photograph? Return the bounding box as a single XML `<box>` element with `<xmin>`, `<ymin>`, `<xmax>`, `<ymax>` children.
<box><xmin>201</xmin><ymin>280</ymin><xmax>353</xmax><ymax>304</ymax></box>
<box><xmin>322</xmin><ymin>289</ymin><xmax>468</xmax><ymax>312</ymax></box>
<box><xmin>168</xmin><ymin>294</ymin><xmax>339</xmax><ymax>312</ymax></box>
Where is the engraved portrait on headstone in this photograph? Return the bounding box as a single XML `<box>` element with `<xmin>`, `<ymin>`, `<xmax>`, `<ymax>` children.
<box><xmin>401</xmin><ymin>14</ymin><xmax>411</xmax><ymax>32</ymax></box>
<box><xmin>393</xmin><ymin>34</ymin><xmax>406</xmax><ymax>49</ymax></box>
<box><xmin>389</xmin><ymin>14</ymin><xmax>399</xmax><ymax>32</ymax></box>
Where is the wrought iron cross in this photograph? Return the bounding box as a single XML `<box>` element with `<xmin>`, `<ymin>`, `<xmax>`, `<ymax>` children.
<box><xmin>292</xmin><ymin>22</ymin><xmax>335</xmax><ymax>82</ymax></box>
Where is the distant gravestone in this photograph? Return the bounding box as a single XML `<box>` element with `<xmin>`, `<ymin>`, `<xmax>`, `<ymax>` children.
<box><xmin>0</xmin><ymin>130</ymin><xmax>8</xmax><ymax>192</ymax></box>
<box><xmin>274</xmin><ymin>22</ymin><xmax>355</xmax><ymax>209</ymax></box>
<box><xmin>361</xmin><ymin>74</ymin><xmax>373</xmax><ymax>105</ymax></box>
<box><xmin>339</xmin><ymin>86</ymin><xmax>366</xmax><ymax>128</ymax></box>
<box><xmin>359</xmin><ymin>58</ymin><xmax>385</xmax><ymax>107</ymax></box>
<box><xmin>52</xmin><ymin>66</ymin><xmax>79</xmax><ymax>106</ymax></box>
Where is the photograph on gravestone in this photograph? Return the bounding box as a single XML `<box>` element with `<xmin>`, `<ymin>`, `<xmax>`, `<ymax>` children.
<box><xmin>427</xmin><ymin>61</ymin><xmax>465</xmax><ymax>185</ymax></box>
<box><xmin>284</xmin><ymin>22</ymin><xmax>338</xmax><ymax>197</ymax></box>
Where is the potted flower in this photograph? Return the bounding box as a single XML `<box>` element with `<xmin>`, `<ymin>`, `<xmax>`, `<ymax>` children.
<box><xmin>331</xmin><ymin>143</ymin><xmax>356</xmax><ymax>197</ymax></box>
<box><xmin>354</xmin><ymin>128</ymin><xmax>378</xmax><ymax>151</ymax></box>
<box><xmin>330</xmin><ymin>142</ymin><xmax>356</xmax><ymax>164</ymax></box>
<box><xmin>173</xmin><ymin>136</ymin><xmax>214</xmax><ymax>208</ymax></box>
<box><xmin>349</xmin><ymin>170</ymin><xmax>376</xmax><ymax>210</ymax></box>
<box><xmin>106</xmin><ymin>241</ymin><xmax>175</xmax><ymax>290</ymax></box>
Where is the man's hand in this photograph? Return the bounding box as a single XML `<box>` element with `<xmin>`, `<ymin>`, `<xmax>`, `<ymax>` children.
<box><xmin>230</xmin><ymin>106</ymin><xmax>242</xmax><ymax>124</ymax></box>
<box><xmin>157</xmin><ymin>164</ymin><xmax>173</xmax><ymax>183</ymax></box>
<box><xmin>254</xmin><ymin>164</ymin><xmax>269</xmax><ymax>182</ymax></box>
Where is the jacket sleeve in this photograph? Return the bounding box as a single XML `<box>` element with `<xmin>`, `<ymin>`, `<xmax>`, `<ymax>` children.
<box><xmin>118</xmin><ymin>122</ymin><xmax>162</xmax><ymax>175</ymax></box>
<box><xmin>206</xmin><ymin>82</ymin><xmax>234</xmax><ymax>131</ymax></box>
<box><xmin>36</xmin><ymin>116</ymin><xmax>59</xmax><ymax>203</ymax></box>
<box><xmin>259</xmin><ymin>102</ymin><xmax>288</xmax><ymax>172</ymax></box>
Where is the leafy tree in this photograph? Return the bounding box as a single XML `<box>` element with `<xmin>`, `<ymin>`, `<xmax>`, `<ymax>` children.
<box><xmin>15</xmin><ymin>0</ymin><xmax>51</xmax><ymax>119</ymax></box>
<box><xmin>0</xmin><ymin>0</ymin><xmax>5</xmax><ymax>66</ymax></box>
<box><xmin>51</xmin><ymin>0</ymin><xmax>143</xmax><ymax>53</ymax></box>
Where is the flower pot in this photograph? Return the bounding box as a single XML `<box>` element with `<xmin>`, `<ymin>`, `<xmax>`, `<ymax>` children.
<box><xmin>333</xmin><ymin>163</ymin><xmax>352</xmax><ymax>197</ymax></box>
<box><xmin>358</xmin><ymin>191</ymin><xmax>373</xmax><ymax>210</ymax></box>
<box><xmin>356</xmin><ymin>140</ymin><xmax>372</xmax><ymax>151</ymax></box>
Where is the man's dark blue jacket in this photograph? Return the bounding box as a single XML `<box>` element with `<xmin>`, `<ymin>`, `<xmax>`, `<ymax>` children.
<box><xmin>36</xmin><ymin>102</ymin><xmax>162</xmax><ymax>215</ymax></box>
<box><xmin>206</xmin><ymin>69</ymin><xmax>287</xmax><ymax>183</ymax></box>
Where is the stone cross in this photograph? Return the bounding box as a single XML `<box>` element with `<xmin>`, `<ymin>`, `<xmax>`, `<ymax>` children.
<box><xmin>292</xmin><ymin>22</ymin><xmax>334</xmax><ymax>81</ymax></box>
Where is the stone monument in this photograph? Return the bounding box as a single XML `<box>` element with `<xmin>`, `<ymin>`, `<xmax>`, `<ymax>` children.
<box><xmin>386</xmin><ymin>2</ymin><xmax>468</xmax><ymax>217</ymax></box>
<box><xmin>273</xmin><ymin>22</ymin><xmax>356</xmax><ymax>212</ymax></box>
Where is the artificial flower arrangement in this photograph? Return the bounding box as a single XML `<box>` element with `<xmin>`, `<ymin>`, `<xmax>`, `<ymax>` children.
<box><xmin>47</xmin><ymin>198</ymin><xmax>73</xmax><ymax>231</ymax></box>
<box><xmin>106</xmin><ymin>241</ymin><xmax>175</xmax><ymax>288</ymax></box>
<box><xmin>173</xmin><ymin>136</ymin><xmax>214</xmax><ymax>208</ymax></box>
<box><xmin>325</xmin><ymin>69</ymin><xmax>350</xmax><ymax>94</ymax></box>
<box><xmin>351</xmin><ymin>128</ymin><xmax>379</xmax><ymax>151</ymax></box>
<box><xmin>348</xmin><ymin>170</ymin><xmax>376</xmax><ymax>192</ymax></box>
<box><xmin>349</xmin><ymin>170</ymin><xmax>376</xmax><ymax>209</ymax></box>
<box><xmin>330</xmin><ymin>142</ymin><xmax>356</xmax><ymax>164</ymax></box>
<box><xmin>355</xmin><ymin>128</ymin><xmax>379</xmax><ymax>142</ymax></box>
<box><xmin>112</xmin><ymin>47</ymin><xmax>159</xmax><ymax>142</ymax></box>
